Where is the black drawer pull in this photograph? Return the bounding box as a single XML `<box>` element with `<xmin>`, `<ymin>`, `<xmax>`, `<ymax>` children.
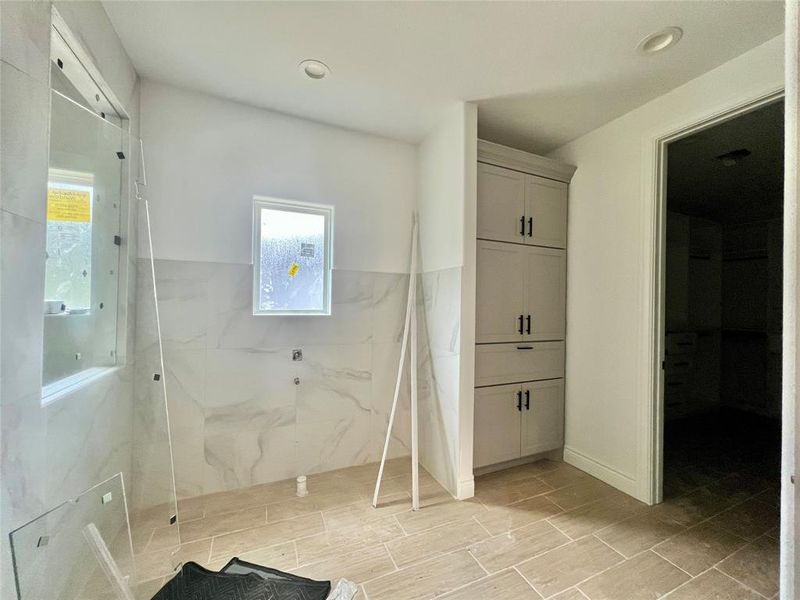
<box><xmin>518</xmin><ymin>315</ymin><xmax>524</xmax><ymax>334</ymax></box>
<box><xmin>516</xmin><ymin>390</ymin><xmax>523</xmax><ymax>411</ymax></box>
<box><xmin>525</xmin><ymin>389</ymin><xmax>530</xmax><ymax>410</ymax></box>
<box><xmin>516</xmin><ymin>346</ymin><xmax>533</xmax><ymax>350</ymax></box>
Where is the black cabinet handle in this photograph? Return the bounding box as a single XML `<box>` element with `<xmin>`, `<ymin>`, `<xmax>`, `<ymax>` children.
<box><xmin>517</xmin><ymin>391</ymin><xmax>523</xmax><ymax>411</ymax></box>
<box><xmin>518</xmin><ymin>315</ymin><xmax>524</xmax><ymax>335</ymax></box>
<box><xmin>520</xmin><ymin>216</ymin><xmax>526</xmax><ymax>236</ymax></box>
<box><xmin>526</xmin><ymin>314</ymin><xmax>531</xmax><ymax>334</ymax></box>
<box><xmin>516</xmin><ymin>346</ymin><xmax>533</xmax><ymax>350</ymax></box>
<box><xmin>527</xmin><ymin>217</ymin><xmax>533</xmax><ymax>237</ymax></box>
<box><xmin>525</xmin><ymin>389</ymin><xmax>530</xmax><ymax>410</ymax></box>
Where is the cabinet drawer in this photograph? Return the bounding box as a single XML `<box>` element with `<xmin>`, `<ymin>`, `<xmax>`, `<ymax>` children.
<box><xmin>475</xmin><ymin>341</ymin><xmax>565</xmax><ymax>387</ymax></box>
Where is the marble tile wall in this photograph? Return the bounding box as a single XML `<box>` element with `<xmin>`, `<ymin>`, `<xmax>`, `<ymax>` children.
<box><xmin>133</xmin><ymin>258</ymin><xmax>414</xmax><ymax>501</ymax></box>
<box><xmin>417</xmin><ymin>267</ymin><xmax>463</xmax><ymax>496</ymax></box>
<box><xmin>1</xmin><ymin>3</ymin><xmax>141</xmax><ymax>597</ymax></box>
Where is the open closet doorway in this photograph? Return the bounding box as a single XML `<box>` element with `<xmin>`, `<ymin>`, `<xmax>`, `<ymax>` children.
<box><xmin>662</xmin><ymin>100</ymin><xmax>784</xmax><ymax>506</ymax></box>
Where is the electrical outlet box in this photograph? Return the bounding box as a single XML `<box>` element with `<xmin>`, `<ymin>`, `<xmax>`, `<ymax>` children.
<box><xmin>101</xmin><ymin>492</ymin><xmax>113</xmax><ymax>504</ymax></box>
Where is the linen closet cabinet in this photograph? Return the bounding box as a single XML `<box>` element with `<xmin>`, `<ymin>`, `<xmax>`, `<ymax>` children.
<box><xmin>474</xmin><ymin>140</ymin><xmax>576</xmax><ymax>469</ymax></box>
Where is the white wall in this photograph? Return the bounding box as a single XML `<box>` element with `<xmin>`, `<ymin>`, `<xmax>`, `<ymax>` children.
<box><xmin>140</xmin><ymin>80</ymin><xmax>416</xmax><ymax>272</ymax></box>
<box><xmin>1</xmin><ymin>2</ymin><xmax>141</xmax><ymax>598</ymax></box>
<box><xmin>549</xmin><ymin>35</ymin><xmax>785</xmax><ymax>502</ymax></box>
<box><xmin>416</xmin><ymin>102</ymin><xmax>477</xmax><ymax>499</ymax></box>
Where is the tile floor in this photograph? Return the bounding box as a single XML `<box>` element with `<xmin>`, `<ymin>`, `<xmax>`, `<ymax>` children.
<box><xmin>131</xmin><ymin>448</ymin><xmax>779</xmax><ymax>600</ymax></box>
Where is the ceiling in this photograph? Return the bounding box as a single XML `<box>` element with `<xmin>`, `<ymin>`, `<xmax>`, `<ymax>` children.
<box><xmin>668</xmin><ymin>99</ymin><xmax>784</xmax><ymax>225</ymax></box>
<box><xmin>104</xmin><ymin>1</ymin><xmax>784</xmax><ymax>153</ymax></box>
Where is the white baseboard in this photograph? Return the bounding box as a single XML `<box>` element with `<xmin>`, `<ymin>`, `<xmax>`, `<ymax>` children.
<box><xmin>455</xmin><ymin>476</ymin><xmax>474</xmax><ymax>500</ymax></box>
<box><xmin>563</xmin><ymin>446</ymin><xmax>643</xmax><ymax>501</ymax></box>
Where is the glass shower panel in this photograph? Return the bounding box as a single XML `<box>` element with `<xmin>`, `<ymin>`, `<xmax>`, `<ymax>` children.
<box><xmin>9</xmin><ymin>474</ymin><xmax>135</xmax><ymax>600</ymax></box>
<box><xmin>128</xmin><ymin>136</ymin><xmax>182</xmax><ymax>583</ymax></box>
<box><xmin>43</xmin><ymin>90</ymin><xmax>122</xmax><ymax>386</ymax></box>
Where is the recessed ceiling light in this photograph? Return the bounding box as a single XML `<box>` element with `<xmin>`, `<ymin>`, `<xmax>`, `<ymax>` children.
<box><xmin>299</xmin><ymin>59</ymin><xmax>330</xmax><ymax>80</ymax></box>
<box><xmin>637</xmin><ymin>27</ymin><xmax>683</xmax><ymax>55</ymax></box>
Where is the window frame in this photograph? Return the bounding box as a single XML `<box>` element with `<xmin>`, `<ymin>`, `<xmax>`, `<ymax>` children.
<box><xmin>251</xmin><ymin>196</ymin><xmax>334</xmax><ymax>316</ymax></box>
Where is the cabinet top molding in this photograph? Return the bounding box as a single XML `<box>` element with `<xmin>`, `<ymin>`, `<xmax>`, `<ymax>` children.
<box><xmin>478</xmin><ymin>140</ymin><xmax>576</xmax><ymax>183</ymax></box>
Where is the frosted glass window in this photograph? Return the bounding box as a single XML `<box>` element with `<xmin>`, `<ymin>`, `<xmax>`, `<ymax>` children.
<box><xmin>252</xmin><ymin>198</ymin><xmax>333</xmax><ymax>315</ymax></box>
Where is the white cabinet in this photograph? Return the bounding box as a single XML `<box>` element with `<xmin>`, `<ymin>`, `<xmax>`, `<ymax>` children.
<box><xmin>524</xmin><ymin>246</ymin><xmax>567</xmax><ymax>341</ymax></box>
<box><xmin>474</xmin><ymin>384</ymin><xmax>523</xmax><ymax>468</ymax></box>
<box><xmin>476</xmin><ymin>241</ymin><xmax>566</xmax><ymax>343</ymax></box>
<box><xmin>520</xmin><ymin>379</ymin><xmax>565</xmax><ymax>456</ymax></box>
<box><xmin>474</xmin><ymin>379</ymin><xmax>565</xmax><ymax>468</ymax></box>
<box><xmin>474</xmin><ymin>140</ymin><xmax>574</xmax><ymax>470</ymax></box>
<box><xmin>476</xmin><ymin>240</ymin><xmax>526</xmax><ymax>343</ymax></box>
<box><xmin>477</xmin><ymin>163</ymin><xmax>526</xmax><ymax>244</ymax></box>
<box><xmin>475</xmin><ymin>341</ymin><xmax>564</xmax><ymax>387</ymax></box>
<box><xmin>526</xmin><ymin>175</ymin><xmax>568</xmax><ymax>249</ymax></box>
<box><xmin>477</xmin><ymin>163</ymin><xmax>568</xmax><ymax>249</ymax></box>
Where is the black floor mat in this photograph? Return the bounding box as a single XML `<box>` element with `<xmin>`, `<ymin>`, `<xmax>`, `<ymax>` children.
<box><xmin>151</xmin><ymin>561</ymin><xmax>330</xmax><ymax>600</ymax></box>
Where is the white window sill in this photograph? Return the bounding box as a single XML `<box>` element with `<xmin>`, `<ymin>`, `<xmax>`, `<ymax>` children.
<box><xmin>41</xmin><ymin>365</ymin><xmax>121</xmax><ymax>406</ymax></box>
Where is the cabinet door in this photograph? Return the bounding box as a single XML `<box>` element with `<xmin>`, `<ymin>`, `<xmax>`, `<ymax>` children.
<box><xmin>474</xmin><ymin>384</ymin><xmax>522</xmax><ymax>468</ymax></box>
<box><xmin>475</xmin><ymin>341</ymin><xmax>565</xmax><ymax>387</ymax></box>
<box><xmin>520</xmin><ymin>379</ymin><xmax>565</xmax><ymax>456</ymax></box>
<box><xmin>477</xmin><ymin>240</ymin><xmax>526</xmax><ymax>343</ymax></box>
<box><xmin>525</xmin><ymin>175</ymin><xmax>568</xmax><ymax>248</ymax></box>
<box><xmin>478</xmin><ymin>163</ymin><xmax>526</xmax><ymax>244</ymax></box>
<box><xmin>523</xmin><ymin>246</ymin><xmax>566</xmax><ymax>341</ymax></box>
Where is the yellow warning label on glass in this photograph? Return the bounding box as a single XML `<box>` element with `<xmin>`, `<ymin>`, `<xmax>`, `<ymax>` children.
<box><xmin>47</xmin><ymin>188</ymin><xmax>91</xmax><ymax>223</ymax></box>
<box><xmin>288</xmin><ymin>263</ymin><xmax>300</xmax><ymax>277</ymax></box>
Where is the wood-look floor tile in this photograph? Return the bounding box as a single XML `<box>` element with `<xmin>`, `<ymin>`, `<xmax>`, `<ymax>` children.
<box><xmin>438</xmin><ymin>569</ymin><xmax>542</xmax><ymax>599</ymax></box>
<box><xmin>144</xmin><ymin>524</ymin><xmax>181</xmax><ymax>553</ymax></box>
<box><xmin>578</xmin><ymin>550</ymin><xmax>690</xmax><ymax>600</ymax></box>
<box><xmin>717</xmin><ymin>535</ymin><xmax>779</xmax><ymax>598</ymax></box>
<box><xmin>656</xmin><ymin>487</ymin><xmax>733</xmax><ymax>528</ymax></box>
<box><xmin>180</xmin><ymin>506</ymin><xmax>266</xmax><ymax>542</ymax></box>
<box><xmin>662</xmin><ymin>568</ymin><xmax>762</xmax><ymax>600</ymax></box>
<box><xmin>706</xmin><ymin>497</ymin><xmax>780</xmax><ymax>541</ymax></box>
<box><xmin>595</xmin><ymin>511</ymin><xmax>686</xmax><ymax>558</ymax></box>
<box><xmin>363</xmin><ymin>550</ymin><xmax>486</xmax><ymax>600</ymax></box>
<box><xmin>476</xmin><ymin>476</ymin><xmax>553</xmax><ymax>506</ymax></box>
<box><xmin>292</xmin><ymin>543</ymin><xmax>396</xmax><ymax>584</ymax></box>
<box><xmin>135</xmin><ymin>577</ymin><xmax>166</xmax><ymax>600</ymax></box>
<box><xmin>387</xmin><ymin>520</ymin><xmax>489</xmax><ymax>567</ymax></box>
<box><xmin>135</xmin><ymin>539</ymin><xmax>212</xmax><ymax>581</ymax></box>
<box><xmin>475</xmin><ymin>495</ymin><xmax>563</xmax><ymax>535</ymax></box>
<box><xmin>545</xmin><ymin>480</ymin><xmax>628</xmax><ymax>512</ymax></box>
<box><xmin>394</xmin><ymin>498</ymin><xmax>487</xmax><ymax>535</ymax></box>
<box><xmin>267</xmin><ymin>489</ymin><xmax>363</xmax><ymax>523</ymax></box>
<box><xmin>237</xmin><ymin>541</ymin><xmax>297</xmax><ymax>572</ymax></box>
<box><xmin>468</xmin><ymin>520</ymin><xmax>569</xmax><ymax>573</ymax></box>
<box><xmin>548</xmin><ymin>496</ymin><xmax>645</xmax><ymax>540</ymax></box>
<box><xmin>209</xmin><ymin>513</ymin><xmax>324</xmax><ymax>560</ymax></box>
<box><xmin>654</xmin><ymin>521</ymin><xmax>747</xmax><ymax>576</ymax></box>
<box><xmin>536</xmin><ymin>465</ymin><xmax>594</xmax><ymax>490</ymax></box>
<box><xmin>516</xmin><ymin>536</ymin><xmax>624</xmax><ymax>598</ymax></box>
<box><xmin>551</xmin><ymin>589</ymin><xmax>591</xmax><ymax>600</ymax></box>
<box><xmin>478</xmin><ymin>460</ymin><xmax>561</xmax><ymax>485</ymax></box>
<box><xmin>296</xmin><ymin>526</ymin><xmax>397</xmax><ymax>566</ymax></box>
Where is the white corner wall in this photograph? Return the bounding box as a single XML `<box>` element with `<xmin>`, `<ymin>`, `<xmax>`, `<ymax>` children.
<box><xmin>139</xmin><ymin>80</ymin><xmax>416</xmax><ymax>273</ymax></box>
<box><xmin>416</xmin><ymin>102</ymin><xmax>477</xmax><ymax>499</ymax></box>
<box><xmin>549</xmin><ymin>35</ymin><xmax>785</xmax><ymax>502</ymax></box>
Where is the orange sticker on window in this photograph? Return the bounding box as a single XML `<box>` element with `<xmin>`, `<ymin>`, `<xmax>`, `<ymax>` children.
<box><xmin>47</xmin><ymin>187</ymin><xmax>91</xmax><ymax>223</ymax></box>
<box><xmin>288</xmin><ymin>263</ymin><xmax>300</xmax><ymax>277</ymax></box>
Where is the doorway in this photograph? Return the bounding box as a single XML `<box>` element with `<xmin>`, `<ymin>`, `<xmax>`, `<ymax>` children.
<box><xmin>662</xmin><ymin>100</ymin><xmax>784</xmax><ymax>501</ymax></box>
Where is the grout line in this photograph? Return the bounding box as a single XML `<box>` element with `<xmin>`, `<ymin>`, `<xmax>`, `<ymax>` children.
<box><xmin>512</xmin><ymin>565</ymin><xmax>541</xmax><ymax>594</ymax></box>
<box><xmin>471</xmin><ymin>515</ymin><xmax>494</xmax><ymax>537</ymax></box>
<box><xmin>384</xmin><ymin>542</ymin><xmax>400</xmax><ymax>570</ymax></box>
<box><xmin>649</xmin><ymin>547</ymin><xmax>697</xmax><ymax>578</ymax></box>
<box><xmin>544</xmin><ymin>516</ymin><xmax>575</xmax><ymax>541</ymax></box>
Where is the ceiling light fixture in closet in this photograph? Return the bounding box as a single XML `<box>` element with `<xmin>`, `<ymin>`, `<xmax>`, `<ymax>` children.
<box><xmin>299</xmin><ymin>59</ymin><xmax>330</xmax><ymax>79</ymax></box>
<box><xmin>637</xmin><ymin>26</ymin><xmax>683</xmax><ymax>55</ymax></box>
